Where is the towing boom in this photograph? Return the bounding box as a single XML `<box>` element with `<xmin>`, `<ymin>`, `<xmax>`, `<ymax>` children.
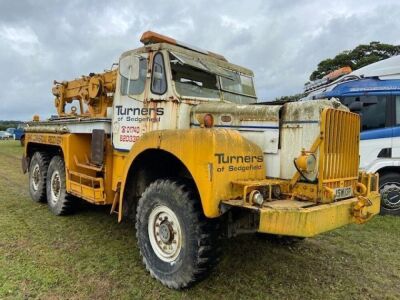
<box><xmin>52</xmin><ymin>69</ymin><xmax>117</xmax><ymax>118</ymax></box>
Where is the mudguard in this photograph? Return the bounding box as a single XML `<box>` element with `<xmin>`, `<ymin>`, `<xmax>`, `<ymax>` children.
<box><xmin>363</xmin><ymin>158</ymin><xmax>400</xmax><ymax>174</ymax></box>
<box><xmin>120</xmin><ymin>128</ymin><xmax>266</xmax><ymax>217</ymax></box>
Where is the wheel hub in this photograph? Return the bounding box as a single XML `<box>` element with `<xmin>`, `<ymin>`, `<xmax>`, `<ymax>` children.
<box><xmin>50</xmin><ymin>171</ymin><xmax>61</xmax><ymax>205</ymax></box>
<box><xmin>148</xmin><ymin>205</ymin><xmax>182</xmax><ymax>262</ymax></box>
<box><xmin>381</xmin><ymin>183</ymin><xmax>400</xmax><ymax>209</ymax></box>
<box><xmin>159</xmin><ymin>222</ymin><xmax>173</xmax><ymax>243</ymax></box>
<box><xmin>31</xmin><ymin>164</ymin><xmax>40</xmax><ymax>191</ymax></box>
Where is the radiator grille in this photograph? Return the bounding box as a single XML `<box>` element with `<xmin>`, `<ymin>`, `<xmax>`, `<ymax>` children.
<box><xmin>319</xmin><ymin>109</ymin><xmax>360</xmax><ymax>200</ymax></box>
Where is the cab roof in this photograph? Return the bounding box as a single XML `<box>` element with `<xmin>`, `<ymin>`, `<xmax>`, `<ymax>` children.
<box><xmin>121</xmin><ymin>31</ymin><xmax>254</xmax><ymax>77</ymax></box>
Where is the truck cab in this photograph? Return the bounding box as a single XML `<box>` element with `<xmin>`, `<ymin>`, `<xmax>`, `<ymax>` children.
<box><xmin>111</xmin><ymin>32</ymin><xmax>257</xmax><ymax>151</ymax></box>
<box><xmin>6</xmin><ymin>126</ymin><xmax>25</xmax><ymax>143</ymax></box>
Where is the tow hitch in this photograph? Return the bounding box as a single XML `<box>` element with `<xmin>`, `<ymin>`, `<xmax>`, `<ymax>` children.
<box><xmin>352</xmin><ymin>196</ymin><xmax>373</xmax><ymax>224</ymax></box>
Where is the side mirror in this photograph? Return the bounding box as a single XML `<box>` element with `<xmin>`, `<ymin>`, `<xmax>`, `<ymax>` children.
<box><xmin>119</xmin><ymin>54</ymin><xmax>140</xmax><ymax>81</ymax></box>
<box><xmin>349</xmin><ymin>101</ymin><xmax>363</xmax><ymax>112</ymax></box>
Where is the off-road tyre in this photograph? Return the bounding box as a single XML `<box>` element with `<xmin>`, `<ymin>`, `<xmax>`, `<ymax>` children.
<box><xmin>379</xmin><ymin>172</ymin><xmax>400</xmax><ymax>216</ymax></box>
<box><xmin>46</xmin><ymin>156</ymin><xmax>73</xmax><ymax>215</ymax></box>
<box><xmin>29</xmin><ymin>151</ymin><xmax>50</xmax><ymax>202</ymax></box>
<box><xmin>256</xmin><ymin>233</ymin><xmax>305</xmax><ymax>245</ymax></box>
<box><xmin>136</xmin><ymin>179</ymin><xmax>220</xmax><ymax>289</ymax></box>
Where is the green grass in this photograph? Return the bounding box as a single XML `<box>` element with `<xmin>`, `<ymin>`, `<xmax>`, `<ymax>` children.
<box><xmin>0</xmin><ymin>140</ymin><xmax>399</xmax><ymax>299</ymax></box>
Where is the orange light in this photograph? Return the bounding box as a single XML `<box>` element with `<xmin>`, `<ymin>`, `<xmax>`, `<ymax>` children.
<box><xmin>204</xmin><ymin>114</ymin><xmax>214</xmax><ymax>128</ymax></box>
<box><xmin>140</xmin><ymin>31</ymin><xmax>177</xmax><ymax>46</ymax></box>
<box><xmin>324</xmin><ymin>66</ymin><xmax>352</xmax><ymax>81</ymax></box>
<box><xmin>140</xmin><ymin>31</ymin><xmax>227</xmax><ymax>61</ymax></box>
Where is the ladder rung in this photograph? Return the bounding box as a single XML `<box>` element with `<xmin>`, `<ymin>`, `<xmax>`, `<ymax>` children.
<box><xmin>69</xmin><ymin>170</ymin><xmax>103</xmax><ymax>183</ymax></box>
<box><xmin>74</xmin><ymin>155</ymin><xmax>103</xmax><ymax>172</ymax></box>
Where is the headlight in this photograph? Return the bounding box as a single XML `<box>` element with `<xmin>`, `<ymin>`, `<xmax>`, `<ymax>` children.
<box><xmin>295</xmin><ymin>152</ymin><xmax>316</xmax><ymax>173</ymax></box>
<box><xmin>249</xmin><ymin>190</ymin><xmax>264</xmax><ymax>206</ymax></box>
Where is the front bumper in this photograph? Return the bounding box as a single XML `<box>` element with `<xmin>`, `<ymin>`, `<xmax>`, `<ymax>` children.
<box><xmin>257</xmin><ymin>192</ymin><xmax>380</xmax><ymax>237</ymax></box>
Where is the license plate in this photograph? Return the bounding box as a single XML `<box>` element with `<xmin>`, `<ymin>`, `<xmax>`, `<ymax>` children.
<box><xmin>334</xmin><ymin>187</ymin><xmax>353</xmax><ymax>200</ymax></box>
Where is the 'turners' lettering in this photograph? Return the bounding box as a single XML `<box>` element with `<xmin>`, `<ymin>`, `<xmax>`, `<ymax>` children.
<box><xmin>215</xmin><ymin>153</ymin><xmax>263</xmax><ymax>164</ymax></box>
<box><xmin>116</xmin><ymin>106</ymin><xmax>164</xmax><ymax>116</ymax></box>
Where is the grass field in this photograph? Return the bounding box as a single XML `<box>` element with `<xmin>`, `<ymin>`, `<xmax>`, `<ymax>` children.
<box><xmin>0</xmin><ymin>140</ymin><xmax>399</xmax><ymax>299</ymax></box>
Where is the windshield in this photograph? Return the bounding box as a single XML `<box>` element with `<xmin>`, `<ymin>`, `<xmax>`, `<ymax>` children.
<box><xmin>220</xmin><ymin>72</ymin><xmax>256</xmax><ymax>104</ymax></box>
<box><xmin>169</xmin><ymin>51</ymin><xmax>257</xmax><ymax>104</ymax></box>
<box><xmin>170</xmin><ymin>52</ymin><xmax>220</xmax><ymax>99</ymax></box>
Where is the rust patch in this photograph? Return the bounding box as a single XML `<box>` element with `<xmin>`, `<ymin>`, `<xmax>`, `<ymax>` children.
<box><xmin>192</xmin><ymin>102</ymin><xmax>281</xmax><ymax>122</ymax></box>
<box><xmin>27</xmin><ymin>133</ymin><xmax>62</xmax><ymax>146</ymax></box>
<box><xmin>281</xmin><ymin>99</ymin><xmax>348</xmax><ymax>122</ymax></box>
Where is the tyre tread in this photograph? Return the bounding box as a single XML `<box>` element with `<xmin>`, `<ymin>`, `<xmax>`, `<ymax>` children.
<box><xmin>47</xmin><ymin>156</ymin><xmax>74</xmax><ymax>216</ymax></box>
<box><xmin>136</xmin><ymin>179</ymin><xmax>220</xmax><ymax>289</ymax></box>
<box><xmin>29</xmin><ymin>151</ymin><xmax>51</xmax><ymax>202</ymax></box>
<box><xmin>379</xmin><ymin>172</ymin><xmax>400</xmax><ymax>216</ymax></box>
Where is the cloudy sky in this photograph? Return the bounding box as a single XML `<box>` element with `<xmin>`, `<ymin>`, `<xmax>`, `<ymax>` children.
<box><xmin>1</xmin><ymin>0</ymin><xmax>400</xmax><ymax>120</ymax></box>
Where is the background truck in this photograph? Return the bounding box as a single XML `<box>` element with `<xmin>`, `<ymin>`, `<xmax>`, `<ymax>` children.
<box><xmin>304</xmin><ymin>56</ymin><xmax>400</xmax><ymax>215</ymax></box>
<box><xmin>6</xmin><ymin>126</ymin><xmax>25</xmax><ymax>144</ymax></box>
<box><xmin>23</xmin><ymin>31</ymin><xmax>380</xmax><ymax>289</ymax></box>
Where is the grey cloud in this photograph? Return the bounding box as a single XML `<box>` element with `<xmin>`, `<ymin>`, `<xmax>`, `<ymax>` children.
<box><xmin>0</xmin><ymin>0</ymin><xmax>400</xmax><ymax>119</ymax></box>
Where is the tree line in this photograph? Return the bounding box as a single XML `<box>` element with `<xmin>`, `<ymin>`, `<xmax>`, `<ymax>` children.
<box><xmin>0</xmin><ymin>121</ymin><xmax>23</xmax><ymax>131</ymax></box>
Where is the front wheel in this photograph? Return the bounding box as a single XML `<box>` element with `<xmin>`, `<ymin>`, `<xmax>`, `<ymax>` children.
<box><xmin>380</xmin><ymin>172</ymin><xmax>400</xmax><ymax>216</ymax></box>
<box><xmin>136</xmin><ymin>179</ymin><xmax>220</xmax><ymax>289</ymax></box>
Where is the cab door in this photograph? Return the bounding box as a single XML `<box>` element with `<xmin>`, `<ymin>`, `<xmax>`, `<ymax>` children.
<box><xmin>392</xmin><ymin>95</ymin><xmax>400</xmax><ymax>157</ymax></box>
<box><xmin>343</xmin><ymin>95</ymin><xmax>391</xmax><ymax>169</ymax></box>
<box><xmin>112</xmin><ymin>52</ymin><xmax>148</xmax><ymax>151</ymax></box>
<box><xmin>144</xmin><ymin>51</ymin><xmax>173</xmax><ymax>132</ymax></box>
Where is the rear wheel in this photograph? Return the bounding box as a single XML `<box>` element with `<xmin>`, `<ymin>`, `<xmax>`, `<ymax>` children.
<box><xmin>46</xmin><ymin>156</ymin><xmax>73</xmax><ymax>215</ymax></box>
<box><xmin>379</xmin><ymin>172</ymin><xmax>400</xmax><ymax>216</ymax></box>
<box><xmin>29</xmin><ymin>152</ymin><xmax>50</xmax><ymax>202</ymax></box>
<box><xmin>136</xmin><ymin>179</ymin><xmax>220</xmax><ymax>289</ymax></box>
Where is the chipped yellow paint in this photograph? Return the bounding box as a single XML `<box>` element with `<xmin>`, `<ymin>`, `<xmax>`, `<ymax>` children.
<box><xmin>118</xmin><ymin>128</ymin><xmax>265</xmax><ymax>217</ymax></box>
<box><xmin>25</xmin><ymin>107</ymin><xmax>380</xmax><ymax>238</ymax></box>
<box><xmin>25</xmin><ymin>132</ymin><xmax>115</xmax><ymax>205</ymax></box>
<box><xmin>258</xmin><ymin>192</ymin><xmax>380</xmax><ymax>237</ymax></box>
<box><xmin>318</xmin><ymin>108</ymin><xmax>361</xmax><ymax>202</ymax></box>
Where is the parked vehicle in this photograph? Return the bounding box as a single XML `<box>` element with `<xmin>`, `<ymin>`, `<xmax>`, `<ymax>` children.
<box><xmin>0</xmin><ymin>131</ymin><xmax>12</xmax><ymax>140</ymax></box>
<box><xmin>22</xmin><ymin>31</ymin><xmax>380</xmax><ymax>289</ymax></box>
<box><xmin>6</xmin><ymin>126</ymin><xmax>25</xmax><ymax>141</ymax></box>
<box><xmin>303</xmin><ymin>56</ymin><xmax>400</xmax><ymax>215</ymax></box>
<box><xmin>6</xmin><ymin>128</ymin><xmax>17</xmax><ymax>139</ymax></box>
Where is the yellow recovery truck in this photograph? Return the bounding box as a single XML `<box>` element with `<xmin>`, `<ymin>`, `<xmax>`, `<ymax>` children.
<box><xmin>23</xmin><ymin>31</ymin><xmax>380</xmax><ymax>289</ymax></box>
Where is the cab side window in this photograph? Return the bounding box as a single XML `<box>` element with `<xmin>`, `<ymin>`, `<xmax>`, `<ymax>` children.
<box><xmin>151</xmin><ymin>53</ymin><xmax>167</xmax><ymax>95</ymax></box>
<box><xmin>342</xmin><ymin>96</ymin><xmax>387</xmax><ymax>131</ymax></box>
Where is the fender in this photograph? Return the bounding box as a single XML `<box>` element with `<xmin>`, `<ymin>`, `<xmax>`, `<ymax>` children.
<box><xmin>119</xmin><ymin>128</ymin><xmax>266</xmax><ymax>217</ymax></box>
<box><xmin>363</xmin><ymin>158</ymin><xmax>400</xmax><ymax>174</ymax></box>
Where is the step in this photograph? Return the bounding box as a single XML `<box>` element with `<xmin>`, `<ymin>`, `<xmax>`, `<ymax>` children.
<box><xmin>67</xmin><ymin>170</ymin><xmax>105</xmax><ymax>203</ymax></box>
<box><xmin>74</xmin><ymin>155</ymin><xmax>103</xmax><ymax>172</ymax></box>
